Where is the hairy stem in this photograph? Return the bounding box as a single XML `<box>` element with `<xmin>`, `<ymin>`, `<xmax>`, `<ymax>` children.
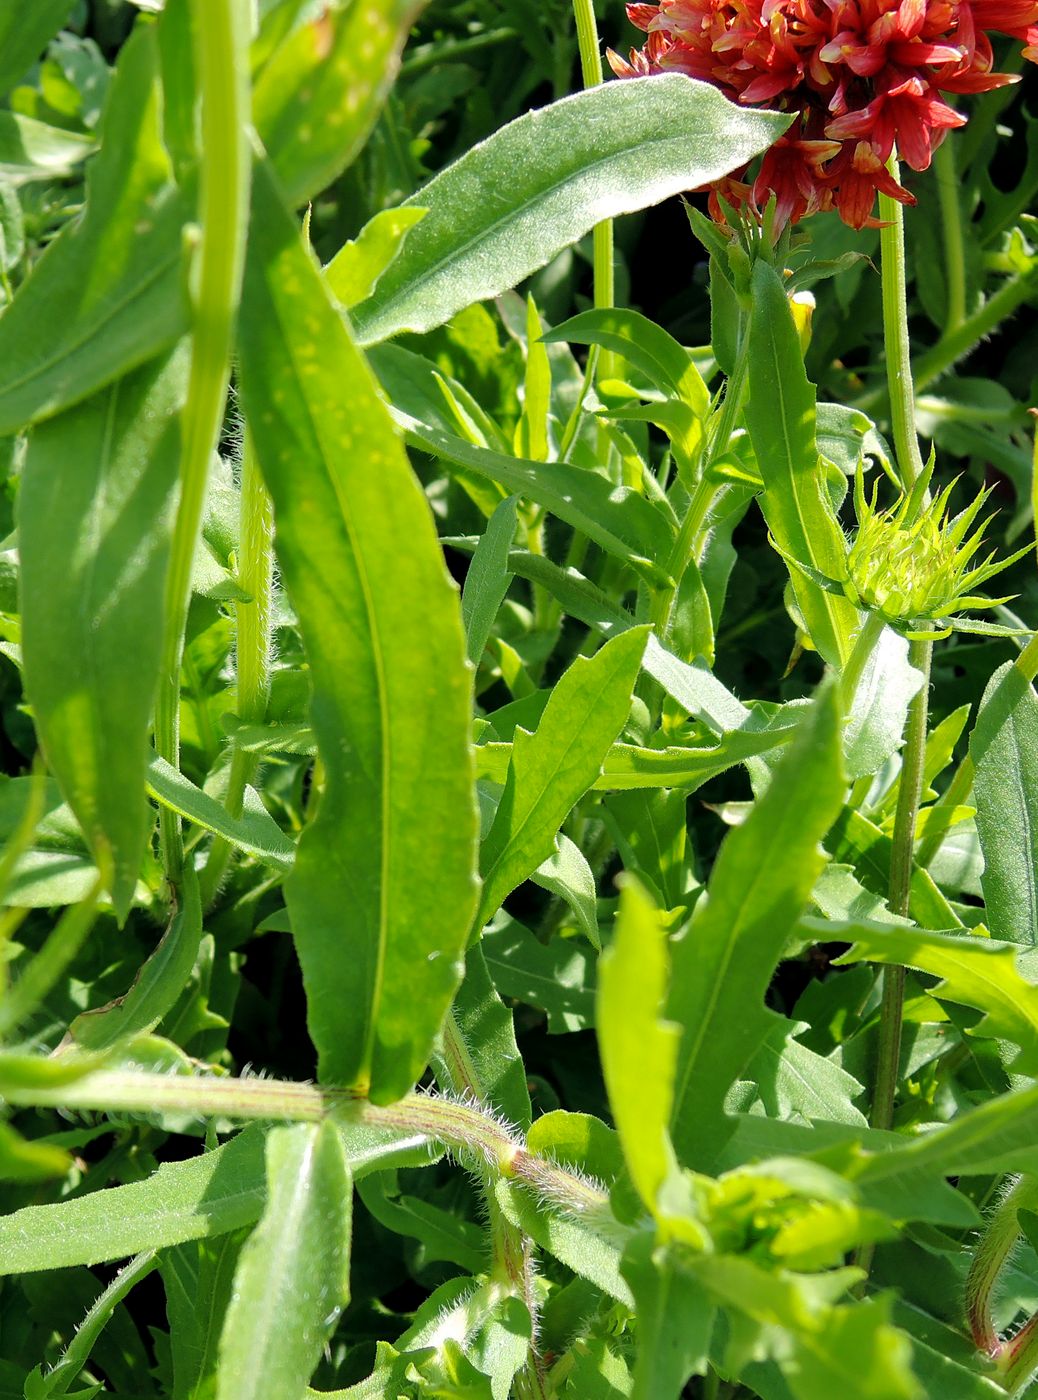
<box><xmin>155</xmin><ymin>0</ymin><xmax>251</xmax><ymax>889</ymax></box>
<box><xmin>437</xmin><ymin>1010</ymin><xmax>547</xmax><ymax>1387</ymax></box>
<box><xmin>871</xmin><ymin>637</ymin><xmax>931</xmax><ymax>1133</ymax></box>
<box><xmin>4</xmin><ymin>1066</ymin><xmax>614</xmax><ymax>1228</ymax></box>
<box><xmin>967</xmin><ymin>1175</ymin><xmax>1038</xmax><ymax>1357</ymax></box>
<box><xmin>855</xmin><ymin>265</ymin><xmax>1038</xmax><ymax>417</ymax></box>
<box><xmin>914</xmin><ymin>268</ymin><xmax>1038</xmax><ymax>393</ymax></box>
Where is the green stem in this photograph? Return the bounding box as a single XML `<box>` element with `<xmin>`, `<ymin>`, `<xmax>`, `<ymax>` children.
<box><xmin>648</xmin><ymin>313</ymin><xmax>748</xmax><ymax>637</ymax></box>
<box><xmin>871</xmin><ymin>638</ymin><xmax>931</xmax><ymax>1133</ymax></box>
<box><xmin>934</xmin><ymin>138</ymin><xmax>966</xmax><ymax>333</ymax></box>
<box><xmin>155</xmin><ymin>0</ymin><xmax>252</xmax><ymax>890</ymax></box>
<box><xmin>571</xmin><ymin>0</ymin><xmax>617</xmax><ymax>381</ymax></box>
<box><xmin>401</xmin><ymin>27</ymin><xmax>518</xmax><ymax>76</ymax></box>
<box><xmin>705</xmin><ymin>315</ymin><xmax>751</xmax><ymax>467</ymax></box>
<box><xmin>650</xmin><ymin>474</ymin><xmax>721</xmax><ymax>635</ymax></box>
<box><xmin>437</xmin><ymin>1010</ymin><xmax>546</xmax><ymax>1387</ymax></box>
<box><xmin>878</xmin><ymin>157</ymin><xmax>926</xmax><ymax>490</ymax></box>
<box><xmin>45</xmin><ymin>1250</ymin><xmax>158</xmax><ymax>1394</ymax></box>
<box><xmin>863</xmin><ymin>162</ymin><xmax>934</xmax><ymax>1141</ymax></box>
<box><xmin>198</xmin><ymin>432</ymin><xmax>275</xmax><ymax>906</ymax></box>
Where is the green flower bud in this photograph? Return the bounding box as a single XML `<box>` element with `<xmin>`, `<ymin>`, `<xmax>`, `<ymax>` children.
<box><xmin>842</xmin><ymin>459</ymin><xmax>1032</xmax><ymax>638</ymax></box>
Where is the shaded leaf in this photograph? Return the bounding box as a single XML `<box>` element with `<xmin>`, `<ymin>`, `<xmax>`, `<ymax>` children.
<box><xmin>833</xmin><ymin>921</ymin><xmax>1038</xmax><ymax>1075</ymax></box>
<box><xmin>444</xmin><ymin>943</ymin><xmax>532</xmax><ymax>1127</ymax></box>
<box><xmin>146</xmin><ymin>755</ymin><xmax>293</xmax><ymax>873</ymax></box>
<box><xmin>462</xmin><ymin>494</ymin><xmax>518</xmax><ymax>665</ymax></box>
<box><xmin>0</xmin><ymin>0</ymin><xmax>76</xmax><ymax>100</ymax></box>
<box><xmin>482</xmin><ymin>917</ymin><xmax>595</xmax><ymax>1035</ymax></box>
<box><xmin>0</xmin><ymin>112</ymin><xmax>93</xmax><ymax>185</ymax></box>
<box><xmin>621</xmin><ymin>1233</ymin><xmax>714</xmax><ymax>1400</ymax></box>
<box><xmin>0</xmin><ymin>26</ymin><xmax>189</xmax><ymax>434</ymax></box>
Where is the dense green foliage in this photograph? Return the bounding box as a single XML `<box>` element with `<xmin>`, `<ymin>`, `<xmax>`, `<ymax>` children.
<box><xmin>0</xmin><ymin>1</ymin><xmax>1037</xmax><ymax>1396</ymax></box>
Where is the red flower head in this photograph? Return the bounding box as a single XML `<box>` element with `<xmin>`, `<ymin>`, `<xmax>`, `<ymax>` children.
<box><xmin>611</xmin><ymin>0</ymin><xmax>1038</xmax><ymax>228</ymax></box>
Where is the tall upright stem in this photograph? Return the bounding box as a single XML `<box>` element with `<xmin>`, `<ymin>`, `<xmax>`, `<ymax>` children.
<box><xmin>155</xmin><ymin>0</ymin><xmax>252</xmax><ymax>890</ymax></box>
<box><xmin>871</xmin><ymin>638</ymin><xmax>931</xmax><ymax>1132</ymax></box>
<box><xmin>869</xmin><ymin>170</ymin><xmax>933</xmax><ymax>1136</ymax></box>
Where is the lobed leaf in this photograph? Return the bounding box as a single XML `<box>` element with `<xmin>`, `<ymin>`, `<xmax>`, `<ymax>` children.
<box><xmin>621</xmin><ymin>1234</ymin><xmax>714</xmax><ymax>1400</ymax></box>
<box><xmin>833</xmin><ymin>921</ymin><xmax>1038</xmax><ymax>1074</ymax></box>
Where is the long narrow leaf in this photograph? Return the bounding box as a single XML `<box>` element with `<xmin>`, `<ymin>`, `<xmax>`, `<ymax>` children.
<box><xmin>20</xmin><ymin>350</ymin><xmax>188</xmax><ymax>918</ymax></box>
<box><xmin>971</xmin><ymin>660</ymin><xmax>1038</xmax><ymax>945</ymax></box>
<box><xmin>668</xmin><ymin>683</ymin><xmax>846</xmax><ymax>1168</ymax></box>
<box><xmin>237</xmin><ymin>161</ymin><xmax>478</xmax><ymax>1102</ymax></box>
<box><xmin>351</xmin><ymin>75</ymin><xmax>790</xmax><ymax>344</ymax></box>
<box><xmin>216</xmin><ymin>1122</ymin><xmax>352</xmax><ymax>1400</ymax></box>
<box><xmin>744</xmin><ymin>261</ymin><xmax>858</xmax><ymax>668</ymax></box>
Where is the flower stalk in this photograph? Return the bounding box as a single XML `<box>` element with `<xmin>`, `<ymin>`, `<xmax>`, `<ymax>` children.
<box><xmin>878</xmin><ymin>155</ymin><xmax>926</xmax><ymax>493</ymax></box>
<box><xmin>868</xmin><ymin>178</ymin><xmax>932</xmax><ymax>1135</ymax></box>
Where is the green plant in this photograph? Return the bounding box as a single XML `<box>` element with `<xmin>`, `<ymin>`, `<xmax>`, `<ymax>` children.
<box><xmin>0</xmin><ymin>0</ymin><xmax>1037</xmax><ymax>1396</ymax></box>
